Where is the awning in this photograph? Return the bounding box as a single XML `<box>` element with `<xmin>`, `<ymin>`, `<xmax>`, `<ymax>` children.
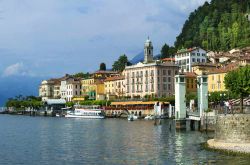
<box><xmin>44</xmin><ymin>99</ymin><xmax>66</xmax><ymax>105</ymax></box>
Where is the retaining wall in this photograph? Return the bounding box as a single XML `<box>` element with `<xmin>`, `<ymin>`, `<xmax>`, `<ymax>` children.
<box><xmin>214</xmin><ymin>114</ymin><xmax>250</xmax><ymax>143</ymax></box>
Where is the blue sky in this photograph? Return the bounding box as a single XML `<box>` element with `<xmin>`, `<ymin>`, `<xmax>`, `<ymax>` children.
<box><xmin>0</xmin><ymin>0</ymin><xmax>208</xmax><ymax>77</ymax></box>
<box><xmin>0</xmin><ymin>0</ymin><xmax>208</xmax><ymax>105</ymax></box>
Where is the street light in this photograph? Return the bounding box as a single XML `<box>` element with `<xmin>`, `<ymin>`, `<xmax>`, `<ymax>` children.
<box><xmin>220</xmin><ymin>93</ymin><xmax>226</xmax><ymax>114</ymax></box>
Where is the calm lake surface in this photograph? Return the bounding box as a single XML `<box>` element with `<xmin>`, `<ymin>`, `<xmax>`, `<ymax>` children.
<box><xmin>0</xmin><ymin>115</ymin><xmax>249</xmax><ymax>165</ymax></box>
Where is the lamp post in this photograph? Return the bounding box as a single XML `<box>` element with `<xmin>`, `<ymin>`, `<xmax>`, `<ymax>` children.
<box><xmin>220</xmin><ymin>93</ymin><xmax>226</xmax><ymax>114</ymax></box>
<box><xmin>205</xmin><ymin>92</ymin><xmax>211</xmax><ymax>134</ymax></box>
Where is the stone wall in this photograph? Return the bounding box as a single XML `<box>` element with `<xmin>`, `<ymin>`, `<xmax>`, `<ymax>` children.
<box><xmin>214</xmin><ymin>114</ymin><xmax>250</xmax><ymax>143</ymax></box>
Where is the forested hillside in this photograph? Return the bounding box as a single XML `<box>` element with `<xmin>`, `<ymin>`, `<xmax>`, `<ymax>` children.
<box><xmin>175</xmin><ymin>0</ymin><xmax>250</xmax><ymax>51</ymax></box>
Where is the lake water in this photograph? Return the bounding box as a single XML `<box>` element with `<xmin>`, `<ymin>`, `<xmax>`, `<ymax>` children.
<box><xmin>0</xmin><ymin>115</ymin><xmax>249</xmax><ymax>165</ymax></box>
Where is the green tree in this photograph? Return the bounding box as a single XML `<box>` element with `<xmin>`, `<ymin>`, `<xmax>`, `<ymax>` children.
<box><xmin>224</xmin><ymin>65</ymin><xmax>250</xmax><ymax>113</ymax></box>
<box><xmin>175</xmin><ymin>0</ymin><xmax>250</xmax><ymax>51</ymax></box>
<box><xmin>160</xmin><ymin>44</ymin><xmax>176</xmax><ymax>59</ymax></box>
<box><xmin>160</xmin><ymin>44</ymin><xmax>170</xmax><ymax>58</ymax></box>
<box><xmin>99</xmin><ymin>62</ymin><xmax>106</xmax><ymax>71</ymax></box>
<box><xmin>73</xmin><ymin>72</ymin><xmax>90</xmax><ymax>79</ymax></box>
<box><xmin>112</xmin><ymin>54</ymin><xmax>131</xmax><ymax>72</ymax></box>
<box><xmin>231</xmin><ymin>22</ymin><xmax>239</xmax><ymax>48</ymax></box>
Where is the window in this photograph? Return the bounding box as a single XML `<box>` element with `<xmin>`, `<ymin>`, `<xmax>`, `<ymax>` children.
<box><xmin>151</xmin><ymin>70</ymin><xmax>154</xmax><ymax>76</ymax></box>
<box><xmin>186</xmin><ymin>59</ymin><xmax>189</xmax><ymax>64</ymax></box>
<box><xmin>180</xmin><ymin>77</ymin><xmax>184</xmax><ymax>82</ymax></box>
<box><xmin>75</xmin><ymin>85</ymin><xmax>77</xmax><ymax>88</ymax></box>
<box><xmin>168</xmin><ymin>77</ymin><xmax>171</xmax><ymax>82</ymax></box>
<box><xmin>218</xmin><ymin>75</ymin><xmax>221</xmax><ymax>81</ymax></box>
<box><xmin>192</xmin><ymin>58</ymin><xmax>195</xmax><ymax>62</ymax></box>
<box><xmin>168</xmin><ymin>70</ymin><xmax>171</xmax><ymax>75</ymax></box>
<box><xmin>168</xmin><ymin>84</ymin><xmax>171</xmax><ymax>90</ymax></box>
<box><xmin>163</xmin><ymin>70</ymin><xmax>166</xmax><ymax>75</ymax></box>
<box><xmin>202</xmin><ymin>59</ymin><xmax>205</xmax><ymax>63</ymax></box>
<box><xmin>197</xmin><ymin>53</ymin><xmax>200</xmax><ymax>56</ymax></box>
<box><xmin>163</xmin><ymin>84</ymin><xmax>167</xmax><ymax>90</ymax></box>
<box><xmin>163</xmin><ymin>77</ymin><xmax>167</xmax><ymax>82</ymax></box>
<box><xmin>197</xmin><ymin>59</ymin><xmax>200</xmax><ymax>62</ymax></box>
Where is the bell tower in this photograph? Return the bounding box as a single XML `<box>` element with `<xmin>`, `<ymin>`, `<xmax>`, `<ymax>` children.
<box><xmin>144</xmin><ymin>37</ymin><xmax>153</xmax><ymax>63</ymax></box>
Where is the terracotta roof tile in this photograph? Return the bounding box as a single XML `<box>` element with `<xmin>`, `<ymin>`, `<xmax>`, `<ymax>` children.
<box><xmin>104</xmin><ymin>76</ymin><xmax>125</xmax><ymax>82</ymax></box>
<box><xmin>184</xmin><ymin>72</ymin><xmax>197</xmax><ymax>77</ymax></box>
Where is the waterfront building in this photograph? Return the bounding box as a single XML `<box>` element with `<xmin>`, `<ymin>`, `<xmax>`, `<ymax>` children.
<box><xmin>81</xmin><ymin>78</ymin><xmax>105</xmax><ymax>100</ymax></box>
<box><xmin>161</xmin><ymin>58</ymin><xmax>175</xmax><ymax>64</ymax></box>
<box><xmin>124</xmin><ymin>38</ymin><xmax>179</xmax><ymax>98</ymax></box>
<box><xmin>207</xmin><ymin>63</ymin><xmax>238</xmax><ymax>92</ymax></box>
<box><xmin>184</xmin><ymin>72</ymin><xmax>197</xmax><ymax>94</ymax></box>
<box><xmin>104</xmin><ymin>75</ymin><xmax>125</xmax><ymax>100</ymax></box>
<box><xmin>81</xmin><ymin>78</ymin><xmax>96</xmax><ymax>99</ymax></box>
<box><xmin>39</xmin><ymin>79</ymin><xmax>56</xmax><ymax>101</ymax></box>
<box><xmin>191</xmin><ymin>63</ymin><xmax>218</xmax><ymax>75</ymax></box>
<box><xmin>53</xmin><ymin>80</ymin><xmax>61</xmax><ymax>99</ymax></box>
<box><xmin>175</xmin><ymin>47</ymin><xmax>207</xmax><ymax>72</ymax></box>
<box><xmin>92</xmin><ymin>70</ymin><xmax>119</xmax><ymax>79</ymax></box>
<box><xmin>64</xmin><ymin>77</ymin><xmax>82</xmax><ymax>102</ymax></box>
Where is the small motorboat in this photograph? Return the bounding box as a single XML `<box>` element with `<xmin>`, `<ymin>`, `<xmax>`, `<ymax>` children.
<box><xmin>128</xmin><ymin>115</ymin><xmax>134</xmax><ymax>121</ymax></box>
<box><xmin>144</xmin><ymin>115</ymin><xmax>155</xmax><ymax>120</ymax></box>
<box><xmin>127</xmin><ymin>114</ymin><xmax>138</xmax><ymax>121</ymax></box>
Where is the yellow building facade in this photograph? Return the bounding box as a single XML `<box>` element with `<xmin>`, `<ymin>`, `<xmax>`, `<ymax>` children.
<box><xmin>104</xmin><ymin>76</ymin><xmax>125</xmax><ymax>100</ymax></box>
<box><xmin>81</xmin><ymin>78</ymin><xmax>105</xmax><ymax>100</ymax></box>
<box><xmin>208</xmin><ymin>72</ymin><xmax>227</xmax><ymax>92</ymax></box>
<box><xmin>185</xmin><ymin>72</ymin><xmax>197</xmax><ymax>94</ymax></box>
<box><xmin>207</xmin><ymin>63</ymin><xmax>238</xmax><ymax>92</ymax></box>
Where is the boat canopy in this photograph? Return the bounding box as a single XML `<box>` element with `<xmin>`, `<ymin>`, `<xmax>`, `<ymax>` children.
<box><xmin>110</xmin><ymin>101</ymin><xmax>169</xmax><ymax>106</ymax></box>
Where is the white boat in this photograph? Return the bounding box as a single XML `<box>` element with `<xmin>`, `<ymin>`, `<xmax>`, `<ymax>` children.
<box><xmin>144</xmin><ymin>115</ymin><xmax>155</xmax><ymax>120</ymax></box>
<box><xmin>65</xmin><ymin>105</ymin><xmax>105</xmax><ymax>119</ymax></box>
<box><xmin>127</xmin><ymin>114</ymin><xmax>138</xmax><ymax>121</ymax></box>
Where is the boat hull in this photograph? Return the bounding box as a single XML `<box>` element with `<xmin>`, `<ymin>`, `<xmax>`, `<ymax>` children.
<box><xmin>65</xmin><ymin>114</ymin><xmax>105</xmax><ymax>119</ymax></box>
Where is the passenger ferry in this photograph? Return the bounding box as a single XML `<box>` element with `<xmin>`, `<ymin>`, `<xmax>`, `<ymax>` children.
<box><xmin>65</xmin><ymin>105</ymin><xmax>105</xmax><ymax>119</ymax></box>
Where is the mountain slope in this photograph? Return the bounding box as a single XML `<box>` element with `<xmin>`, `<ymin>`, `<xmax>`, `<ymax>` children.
<box><xmin>130</xmin><ymin>51</ymin><xmax>161</xmax><ymax>64</ymax></box>
<box><xmin>175</xmin><ymin>0</ymin><xmax>250</xmax><ymax>51</ymax></box>
<box><xmin>0</xmin><ymin>76</ymin><xmax>45</xmax><ymax>106</ymax></box>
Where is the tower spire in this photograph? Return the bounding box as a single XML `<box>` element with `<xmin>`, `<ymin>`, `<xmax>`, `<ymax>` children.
<box><xmin>144</xmin><ymin>37</ymin><xmax>153</xmax><ymax>63</ymax></box>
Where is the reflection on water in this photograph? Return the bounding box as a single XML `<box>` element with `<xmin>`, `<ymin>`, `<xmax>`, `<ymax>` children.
<box><xmin>0</xmin><ymin>115</ymin><xmax>249</xmax><ymax>165</ymax></box>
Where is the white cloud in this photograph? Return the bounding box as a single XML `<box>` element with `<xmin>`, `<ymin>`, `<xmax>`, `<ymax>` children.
<box><xmin>2</xmin><ymin>62</ymin><xmax>33</xmax><ymax>77</ymax></box>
